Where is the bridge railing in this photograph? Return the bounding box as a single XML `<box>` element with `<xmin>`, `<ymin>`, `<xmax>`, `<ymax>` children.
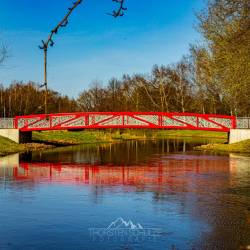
<box><xmin>236</xmin><ymin>117</ymin><xmax>250</xmax><ymax>129</ymax></box>
<box><xmin>0</xmin><ymin>118</ymin><xmax>14</xmax><ymax>129</ymax></box>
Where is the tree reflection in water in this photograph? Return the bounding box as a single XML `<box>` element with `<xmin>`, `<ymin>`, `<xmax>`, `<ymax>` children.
<box><xmin>0</xmin><ymin>140</ymin><xmax>249</xmax><ymax>250</ymax></box>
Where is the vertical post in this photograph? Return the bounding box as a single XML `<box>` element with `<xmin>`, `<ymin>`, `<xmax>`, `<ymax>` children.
<box><xmin>232</xmin><ymin>116</ymin><xmax>237</xmax><ymax>129</ymax></box>
<box><xmin>136</xmin><ymin>93</ymin><xmax>139</xmax><ymax>111</ymax></box>
<box><xmin>14</xmin><ymin>117</ymin><xmax>18</xmax><ymax>129</ymax></box>
<box><xmin>44</xmin><ymin>47</ymin><xmax>48</xmax><ymax>114</ymax></box>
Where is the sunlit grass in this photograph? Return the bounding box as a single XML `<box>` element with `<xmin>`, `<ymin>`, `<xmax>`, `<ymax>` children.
<box><xmin>0</xmin><ymin>136</ymin><xmax>25</xmax><ymax>156</ymax></box>
<box><xmin>195</xmin><ymin>139</ymin><xmax>250</xmax><ymax>153</ymax></box>
<box><xmin>33</xmin><ymin>130</ymin><xmax>114</xmax><ymax>145</ymax></box>
<box><xmin>0</xmin><ymin>136</ymin><xmax>53</xmax><ymax>157</ymax></box>
<box><xmin>33</xmin><ymin>129</ymin><xmax>227</xmax><ymax>145</ymax></box>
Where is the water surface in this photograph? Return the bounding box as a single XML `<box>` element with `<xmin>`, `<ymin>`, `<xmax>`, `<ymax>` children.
<box><xmin>0</xmin><ymin>140</ymin><xmax>250</xmax><ymax>250</ymax></box>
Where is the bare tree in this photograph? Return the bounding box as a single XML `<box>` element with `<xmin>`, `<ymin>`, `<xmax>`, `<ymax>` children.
<box><xmin>134</xmin><ymin>75</ymin><xmax>161</xmax><ymax>111</ymax></box>
<box><xmin>39</xmin><ymin>0</ymin><xmax>127</xmax><ymax>114</ymax></box>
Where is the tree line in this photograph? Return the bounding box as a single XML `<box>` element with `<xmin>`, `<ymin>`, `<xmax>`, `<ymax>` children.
<box><xmin>0</xmin><ymin>82</ymin><xmax>78</xmax><ymax>117</ymax></box>
<box><xmin>0</xmin><ymin>0</ymin><xmax>249</xmax><ymax>117</ymax></box>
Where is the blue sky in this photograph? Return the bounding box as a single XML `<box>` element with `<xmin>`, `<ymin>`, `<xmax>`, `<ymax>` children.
<box><xmin>0</xmin><ymin>0</ymin><xmax>204</xmax><ymax>97</ymax></box>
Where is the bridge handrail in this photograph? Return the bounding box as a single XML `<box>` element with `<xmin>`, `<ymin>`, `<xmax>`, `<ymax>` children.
<box><xmin>0</xmin><ymin>118</ymin><xmax>14</xmax><ymax>129</ymax></box>
<box><xmin>236</xmin><ymin>117</ymin><xmax>250</xmax><ymax>129</ymax></box>
<box><xmin>14</xmin><ymin>111</ymin><xmax>235</xmax><ymax>117</ymax></box>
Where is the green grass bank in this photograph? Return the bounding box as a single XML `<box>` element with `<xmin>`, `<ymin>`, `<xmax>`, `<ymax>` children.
<box><xmin>32</xmin><ymin>129</ymin><xmax>227</xmax><ymax>145</ymax></box>
<box><xmin>0</xmin><ymin>136</ymin><xmax>53</xmax><ymax>157</ymax></box>
<box><xmin>195</xmin><ymin>139</ymin><xmax>250</xmax><ymax>153</ymax></box>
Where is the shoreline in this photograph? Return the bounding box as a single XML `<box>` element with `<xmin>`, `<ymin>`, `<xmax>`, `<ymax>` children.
<box><xmin>2</xmin><ymin>129</ymin><xmax>245</xmax><ymax>157</ymax></box>
<box><xmin>0</xmin><ymin>140</ymin><xmax>55</xmax><ymax>157</ymax></box>
<box><xmin>194</xmin><ymin>139</ymin><xmax>250</xmax><ymax>154</ymax></box>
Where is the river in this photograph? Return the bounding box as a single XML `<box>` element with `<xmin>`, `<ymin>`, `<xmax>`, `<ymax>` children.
<box><xmin>0</xmin><ymin>139</ymin><xmax>250</xmax><ymax>250</ymax></box>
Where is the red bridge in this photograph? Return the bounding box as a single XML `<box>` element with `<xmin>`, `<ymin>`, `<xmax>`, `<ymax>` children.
<box><xmin>12</xmin><ymin>112</ymin><xmax>236</xmax><ymax>132</ymax></box>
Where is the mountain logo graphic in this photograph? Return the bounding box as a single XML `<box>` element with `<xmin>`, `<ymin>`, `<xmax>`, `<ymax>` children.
<box><xmin>107</xmin><ymin>217</ymin><xmax>143</xmax><ymax>230</ymax></box>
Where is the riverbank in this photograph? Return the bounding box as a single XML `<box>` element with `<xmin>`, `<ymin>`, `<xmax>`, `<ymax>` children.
<box><xmin>32</xmin><ymin>129</ymin><xmax>227</xmax><ymax>145</ymax></box>
<box><xmin>195</xmin><ymin>139</ymin><xmax>250</xmax><ymax>153</ymax></box>
<box><xmin>0</xmin><ymin>136</ymin><xmax>54</xmax><ymax>157</ymax></box>
<box><xmin>0</xmin><ymin>129</ymin><xmax>228</xmax><ymax>157</ymax></box>
<box><xmin>33</xmin><ymin>130</ymin><xmax>119</xmax><ymax>145</ymax></box>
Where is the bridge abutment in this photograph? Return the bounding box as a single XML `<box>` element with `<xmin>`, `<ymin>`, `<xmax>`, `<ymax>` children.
<box><xmin>229</xmin><ymin>129</ymin><xmax>250</xmax><ymax>144</ymax></box>
<box><xmin>0</xmin><ymin>129</ymin><xmax>32</xmax><ymax>144</ymax></box>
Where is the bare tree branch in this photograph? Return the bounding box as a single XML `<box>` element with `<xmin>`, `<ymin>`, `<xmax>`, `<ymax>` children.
<box><xmin>39</xmin><ymin>0</ymin><xmax>83</xmax><ymax>50</ymax></box>
<box><xmin>107</xmin><ymin>0</ymin><xmax>127</xmax><ymax>18</ymax></box>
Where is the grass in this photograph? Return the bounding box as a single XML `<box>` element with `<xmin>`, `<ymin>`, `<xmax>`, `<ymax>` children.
<box><xmin>32</xmin><ymin>130</ymin><xmax>149</xmax><ymax>145</ymax></box>
<box><xmin>32</xmin><ymin>129</ymin><xmax>227</xmax><ymax>145</ymax></box>
<box><xmin>33</xmin><ymin>130</ymin><xmax>115</xmax><ymax>145</ymax></box>
<box><xmin>195</xmin><ymin>139</ymin><xmax>250</xmax><ymax>153</ymax></box>
<box><xmin>150</xmin><ymin>130</ymin><xmax>227</xmax><ymax>140</ymax></box>
<box><xmin>0</xmin><ymin>136</ymin><xmax>53</xmax><ymax>157</ymax></box>
<box><xmin>0</xmin><ymin>136</ymin><xmax>25</xmax><ymax>156</ymax></box>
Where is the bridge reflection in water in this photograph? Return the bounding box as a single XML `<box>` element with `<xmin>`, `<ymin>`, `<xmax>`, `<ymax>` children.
<box><xmin>0</xmin><ymin>138</ymin><xmax>247</xmax><ymax>192</ymax></box>
<box><xmin>0</xmin><ymin>153</ymin><xmax>238</xmax><ymax>193</ymax></box>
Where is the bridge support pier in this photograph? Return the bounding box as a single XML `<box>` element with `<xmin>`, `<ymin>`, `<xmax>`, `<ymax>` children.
<box><xmin>229</xmin><ymin>129</ymin><xmax>250</xmax><ymax>144</ymax></box>
<box><xmin>0</xmin><ymin>129</ymin><xmax>32</xmax><ymax>144</ymax></box>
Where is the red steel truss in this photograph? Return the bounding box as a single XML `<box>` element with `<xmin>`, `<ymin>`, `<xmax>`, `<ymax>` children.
<box><xmin>14</xmin><ymin>112</ymin><xmax>236</xmax><ymax>132</ymax></box>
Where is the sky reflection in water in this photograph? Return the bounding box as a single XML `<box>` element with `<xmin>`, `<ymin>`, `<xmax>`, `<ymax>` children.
<box><xmin>0</xmin><ymin>140</ymin><xmax>250</xmax><ymax>250</ymax></box>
